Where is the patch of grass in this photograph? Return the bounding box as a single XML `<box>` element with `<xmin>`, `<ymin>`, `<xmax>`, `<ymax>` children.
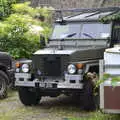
<box><xmin>0</xmin><ymin>89</ymin><xmax>18</xmax><ymax>103</ymax></box>
<box><xmin>68</xmin><ymin>111</ymin><xmax>120</xmax><ymax>120</ymax></box>
<box><xmin>0</xmin><ymin>91</ymin><xmax>120</xmax><ymax>120</ymax></box>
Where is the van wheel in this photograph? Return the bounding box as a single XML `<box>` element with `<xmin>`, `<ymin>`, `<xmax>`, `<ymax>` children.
<box><xmin>0</xmin><ymin>70</ymin><xmax>8</xmax><ymax>99</ymax></box>
<box><xmin>18</xmin><ymin>87</ymin><xmax>41</xmax><ymax>106</ymax></box>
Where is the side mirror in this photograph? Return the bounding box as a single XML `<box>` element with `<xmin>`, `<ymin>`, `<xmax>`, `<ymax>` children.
<box><xmin>40</xmin><ymin>35</ymin><xmax>46</xmax><ymax>48</ymax></box>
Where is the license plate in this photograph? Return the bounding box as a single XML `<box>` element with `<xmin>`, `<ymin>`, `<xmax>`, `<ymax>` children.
<box><xmin>39</xmin><ymin>83</ymin><xmax>45</xmax><ymax>88</ymax></box>
<box><xmin>39</xmin><ymin>82</ymin><xmax>52</xmax><ymax>88</ymax></box>
<box><xmin>15</xmin><ymin>73</ymin><xmax>31</xmax><ymax>78</ymax></box>
<box><xmin>46</xmin><ymin>83</ymin><xmax>53</xmax><ymax>88</ymax></box>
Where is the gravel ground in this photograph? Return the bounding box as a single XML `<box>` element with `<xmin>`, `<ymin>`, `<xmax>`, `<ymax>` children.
<box><xmin>0</xmin><ymin>90</ymin><xmax>92</xmax><ymax>120</ymax></box>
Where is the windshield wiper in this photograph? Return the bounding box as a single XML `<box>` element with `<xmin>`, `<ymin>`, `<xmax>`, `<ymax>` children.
<box><xmin>60</xmin><ymin>33</ymin><xmax>76</xmax><ymax>40</ymax></box>
<box><xmin>67</xmin><ymin>33</ymin><xmax>76</xmax><ymax>38</ymax></box>
<box><xmin>83</xmin><ymin>33</ymin><xmax>94</xmax><ymax>39</ymax></box>
<box><xmin>58</xmin><ymin>33</ymin><xmax>76</xmax><ymax>50</ymax></box>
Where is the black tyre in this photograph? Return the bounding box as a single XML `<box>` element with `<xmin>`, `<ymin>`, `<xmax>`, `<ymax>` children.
<box><xmin>18</xmin><ymin>87</ymin><xmax>41</xmax><ymax>106</ymax></box>
<box><xmin>0</xmin><ymin>70</ymin><xmax>8</xmax><ymax>99</ymax></box>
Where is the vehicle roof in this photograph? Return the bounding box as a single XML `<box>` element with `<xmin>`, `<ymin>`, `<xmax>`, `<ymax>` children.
<box><xmin>55</xmin><ymin>7</ymin><xmax>120</xmax><ymax>22</ymax></box>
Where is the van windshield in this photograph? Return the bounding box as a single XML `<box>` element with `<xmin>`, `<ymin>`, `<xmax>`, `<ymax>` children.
<box><xmin>51</xmin><ymin>22</ymin><xmax>111</xmax><ymax>39</ymax></box>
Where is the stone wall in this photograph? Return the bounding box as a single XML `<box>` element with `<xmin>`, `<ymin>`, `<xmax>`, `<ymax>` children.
<box><xmin>28</xmin><ymin>0</ymin><xmax>120</xmax><ymax>8</ymax></box>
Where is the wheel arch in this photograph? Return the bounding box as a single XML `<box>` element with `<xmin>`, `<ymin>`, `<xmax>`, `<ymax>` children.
<box><xmin>84</xmin><ymin>62</ymin><xmax>99</xmax><ymax>74</ymax></box>
<box><xmin>0</xmin><ymin>64</ymin><xmax>9</xmax><ymax>84</ymax></box>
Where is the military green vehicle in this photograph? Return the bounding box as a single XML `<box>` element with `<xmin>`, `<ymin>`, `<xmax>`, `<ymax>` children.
<box><xmin>0</xmin><ymin>52</ymin><xmax>14</xmax><ymax>99</ymax></box>
<box><xmin>15</xmin><ymin>7</ymin><xmax>120</xmax><ymax>110</ymax></box>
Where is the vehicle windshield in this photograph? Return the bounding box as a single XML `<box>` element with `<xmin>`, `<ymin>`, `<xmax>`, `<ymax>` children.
<box><xmin>51</xmin><ymin>22</ymin><xmax>111</xmax><ymax>39</ymax></box>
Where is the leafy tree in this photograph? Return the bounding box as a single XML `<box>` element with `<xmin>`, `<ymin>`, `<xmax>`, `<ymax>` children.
<box><xmin>0</xmin><ymin>0</ymin><xmax>16</xmax><ymax>19</ymax></box>
<box><xmin>0</xmin><ymin>2</ymin><xmax>52</xmax><ymax>59</ymax></box>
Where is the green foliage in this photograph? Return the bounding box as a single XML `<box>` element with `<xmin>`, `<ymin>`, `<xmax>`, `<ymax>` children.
<box><xmin>95</xmin><ymin>73</ymin><xmax>120</xmax><ymax>88</ymax></box>
<box><xmin>0</xmin><ymin>15</ymin><xmax>39</xmax><ymax>58</ymax></box>
<box><xmin>0</xmin><ymin>0</ymin><xmax>16</xmax><ymax>19</ymax></box>
<box><xmin>12</xmin><ymin>2</ymin><xmax>35</xmax><ymax>16</ymax></box>
<box><xmin>11</xmin><ymin>2</ymin><xmax>52</xmax><ymax>39</ymax></box>
<box><xmin>12</xmin><ymin>2</ymin><xmax>53</xmax><ymax>24</ymax></box>
<box><xmin>0</xmin><ymin>2</ymin><xmax>52</xmax><ymax>59</ymax></box>
<box><xmin>95</xmin><ymin>73</ymin><xmax>110</xmax><ymax>88</ymax></box>
<box><xmin>69</xmin><ymin>111</ymin><xmax>120</xmax><ymax>120</ymax></box>
<box><xmin>100</xmin><ymin>11</ymin><xmax>120</xmax><ymax>23</ymax></box>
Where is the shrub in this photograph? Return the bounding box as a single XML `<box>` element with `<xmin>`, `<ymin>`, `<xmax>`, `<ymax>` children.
<box><xmin>0</xmin><ymin>2</ymin><xmax>52</xmax><ymax>59</ymax></box>
<box><xmin>0</xmin><ymin>0</ymin><xmax>16</xmax><ymax>19</ymax></box>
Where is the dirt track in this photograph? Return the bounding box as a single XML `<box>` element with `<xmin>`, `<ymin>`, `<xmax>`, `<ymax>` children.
<box><xmin>0</xmin><ymin>91</ymin><xmax>92</xmax><ymax>120</ymax></box>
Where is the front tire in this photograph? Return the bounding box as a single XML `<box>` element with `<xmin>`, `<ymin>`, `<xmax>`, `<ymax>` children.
<box><xmin>0</xmin><ymin>70</ymin><xmax>8</xmax><ymax>99</ymax></box>
<box><xmin>18</xmin><ymin>87</ymin><xmax>41</xmax><ymax>106</ymax></box>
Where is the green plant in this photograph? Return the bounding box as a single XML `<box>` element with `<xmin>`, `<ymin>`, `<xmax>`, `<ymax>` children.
<box><xmin>0</xmin><ymin>0</ymin><xmax>16</xmax><ymax>19</ymax></box>
<box><xmin>100</xmin><ymin>11</ymin><xmax>120</xmax><ymax>23</ymax></box>
<box><xmin>0</xmin><ymin>2</ymin><xmax>52</xmax><ymax>59</ymax></box>
<box><xmin>12</xmin><ymin>2</ymin><xmax>53</xmax><ymax>24</ymax></box>
<box><xmin>95</xmin><ymin>73</ymin><xmax>120</xmax><ymax>90</ymax></box>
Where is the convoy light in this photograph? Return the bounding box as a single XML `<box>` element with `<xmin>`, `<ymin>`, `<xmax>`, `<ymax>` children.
<box><xmin>22</xmin><ymin>64</ymin><xmax>29</xmax><ymax>73</ymax></box>
<box><xmin>68</xmin><ymin>64</ymin><xmax>76</xmax><ymax>74</ymax></box>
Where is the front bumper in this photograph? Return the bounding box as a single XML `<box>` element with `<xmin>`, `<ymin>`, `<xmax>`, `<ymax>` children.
<box><xmin>15</xmin><ymin>73</ymin><xmax>83</xmax><ymax>89</ymax></box>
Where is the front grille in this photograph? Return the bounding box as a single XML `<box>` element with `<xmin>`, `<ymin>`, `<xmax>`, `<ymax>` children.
<box><xmin>32</xmin><ymin>54</ymin><xmax>69</xmax><ymax>77</ymax></box>
<box><xmin>44</xmin><ymin>56</ymin><xmax>61</xmax><ymax>76</ymax></box>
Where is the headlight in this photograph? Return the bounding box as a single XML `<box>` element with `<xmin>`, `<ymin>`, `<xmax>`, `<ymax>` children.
<box><xmin>68</xmin><ymin>64</ymin><xmax>76</xmax><ymax>74</ymax></box>
<box><xmin>22</xmin><ymin>64</ymin><xmax>29</xmax><ymax>73</ymax></box>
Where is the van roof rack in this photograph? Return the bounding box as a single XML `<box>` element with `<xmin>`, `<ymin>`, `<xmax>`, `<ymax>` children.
<box><xmin>52</xmin><ymin>7</ymin><xmax>120</xmax><ymax>22</ymax></box>
<box><xmin>52</xmin><ymin>7</ymin><xmax>119</xmax><ymax>13</ymax></box>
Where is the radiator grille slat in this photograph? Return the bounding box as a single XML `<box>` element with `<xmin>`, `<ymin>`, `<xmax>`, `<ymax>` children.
<box><xmin>32</xmin><ymin>55</ymin><xmax>69</xmax><ymax>77</ymax></box>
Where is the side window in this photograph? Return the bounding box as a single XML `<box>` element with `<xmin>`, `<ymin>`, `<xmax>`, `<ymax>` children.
<box><xmin>112</xmin><ymin>22</ymin><xmax>120</xmax><ymax>44</ymax></box>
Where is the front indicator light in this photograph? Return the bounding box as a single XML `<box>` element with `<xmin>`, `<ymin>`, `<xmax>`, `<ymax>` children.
<box><xmin>76</xmin><ymin>63</ymin><xmax>84</xmax><ymax>69</ymax></box>
<box><xmin>15</xmin><ymin>62</ymin><xmax>21</xmax><ymax>68</ymax></box>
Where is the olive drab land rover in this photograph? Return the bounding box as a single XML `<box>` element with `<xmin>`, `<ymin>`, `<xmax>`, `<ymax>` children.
<box><xmin>15</xmin><ymin>7</ymin><xmax>120</xmax><ymax>110</ymax></box>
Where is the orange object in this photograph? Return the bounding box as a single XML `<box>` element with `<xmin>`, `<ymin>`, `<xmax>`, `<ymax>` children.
<box><xmin>76</xmin><ymin>63</ymin><xmax>84</xmax><ymax>69</ymax></box>
<box><xmin>15</xmin><ymin>62</ymin><xmax>21</xmax><ymax>68</ymax></box>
